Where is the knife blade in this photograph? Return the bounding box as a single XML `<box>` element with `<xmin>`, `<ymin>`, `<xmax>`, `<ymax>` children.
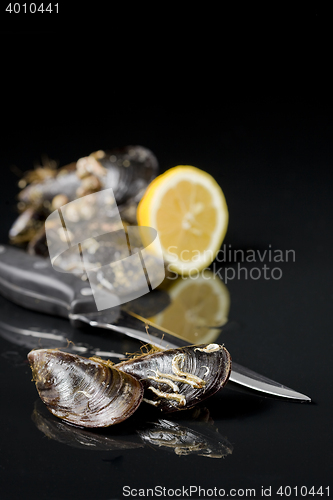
<box><xmin>0</xmin><ymin>244</ymin><xmax>311</xmax><ymax>402</ymax></box>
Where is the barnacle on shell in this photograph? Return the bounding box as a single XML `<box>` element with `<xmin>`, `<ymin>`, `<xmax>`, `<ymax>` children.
<box><xmin>115</xmin><ymin>343</ymin><xmax>231</xmax><ymax>412</ymax></box>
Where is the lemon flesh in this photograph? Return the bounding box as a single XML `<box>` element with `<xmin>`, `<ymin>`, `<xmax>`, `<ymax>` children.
<box><xmin>137</xmin><ymin>165</ymin><xmax>228</xmax><ymax>275</ymax></box>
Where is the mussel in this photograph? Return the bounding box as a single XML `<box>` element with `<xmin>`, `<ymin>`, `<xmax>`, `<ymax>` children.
<box><xmin>32</xmin><ymin>399</ymin><xmax>232</xmax><ymax>458</ymax></box>
<box><xmin>27</xmin><ymin>349</ymin><xmax>143</xmax><ymax>428</ymax></box>
<box><xmin>16</xmin><ymin>145</ymin><xmax>158</xmax><ymax>208</ymax></box>
<box><xmin>28</xmin><ymin>343</ymin><xmax>231</xmax><ymax>428</ymax></box>
<box><xmin>10</xmin><ymin>145</ymin><xmax>158</xmax><ymax>254</ymax></box>
<box><xmin>115</xmin><ymin>343</ymin><xmax>231</xmax><ymax>412</ymax></box>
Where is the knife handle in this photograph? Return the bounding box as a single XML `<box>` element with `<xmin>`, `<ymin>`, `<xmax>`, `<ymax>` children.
<box><xmin>0</xmin><ymin>244</ymin><xmax>97</xmax><ymax>319</ymax></box>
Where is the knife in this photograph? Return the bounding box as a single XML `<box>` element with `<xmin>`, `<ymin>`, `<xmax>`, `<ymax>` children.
<box><xmin>0</xmin><ymin>244</ymin><xmax>311</xmax><ymax>402</ymax></box>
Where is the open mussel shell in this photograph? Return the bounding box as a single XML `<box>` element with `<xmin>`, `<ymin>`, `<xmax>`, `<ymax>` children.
<box><xmin>115</xmin><ymin>343</ymin><xmax>231</xmax><ymax>413</ymax></box>
<box><xmin>27</xmin><ymin>349</ymin><xmax>144</xmax><ymax>428</ymax></box>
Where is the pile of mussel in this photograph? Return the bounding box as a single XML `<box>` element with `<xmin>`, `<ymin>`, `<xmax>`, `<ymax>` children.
<box><xmin>28</xmin><ymin>343</ymin><xmax>231</xmax><ymax>428</ymax></box>
<box><xmin>10</xmin><ymin>145</ymin><xmax>158</xmax><ymax>255</ymax></box>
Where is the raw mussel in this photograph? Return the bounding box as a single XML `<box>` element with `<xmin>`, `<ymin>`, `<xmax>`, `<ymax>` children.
<box><xmin>27</xmin><ymin>349</ymin><xmax>143</xmax><ymax>428</ymax></box>
<box><xmin>28</xmin><ymin>343</ymin><xmax>231</xmax><ymax>428</ymax></box>
<box><xmin>10</xmin><ymin>145</ymin><xmax>158</xmax><ymax>254</ymax></box>
<box><xmin>115</xmin><ymin>343</ymin><xmax>231</xmax><ymax>412</ymax></box>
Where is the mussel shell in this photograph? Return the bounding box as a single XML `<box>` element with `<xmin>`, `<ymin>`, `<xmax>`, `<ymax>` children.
<box><xmin>18</xmin><ymin>145</ymin><xmax>158</xmax><ymax>206</ymax></box>
<box><xmin>28</xmin><ymin>349</ymin><xmax>144</xmax><ymax>428</ymax></box>
<box><xmin>115</xmin><ymin>344</ymin><xmax>231</xmax><ymax>412</ymax></box>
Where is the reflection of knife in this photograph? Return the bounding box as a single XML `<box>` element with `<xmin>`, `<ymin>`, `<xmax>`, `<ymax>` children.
<box><xmin>0</xmin><ymin>245</ymin><xmax>311</xmax><ymax>402</ymax></box>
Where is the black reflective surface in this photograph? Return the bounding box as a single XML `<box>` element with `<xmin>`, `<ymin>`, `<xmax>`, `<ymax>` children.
<box><xmin>1</xmin><ymin>45</ymin><xmax>332</xmax><ymax>499</ymax></box>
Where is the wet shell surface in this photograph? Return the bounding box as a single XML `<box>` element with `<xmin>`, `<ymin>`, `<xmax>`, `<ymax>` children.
<box><xmin>28</xmin><ymin>349</ymin><xmax>144</xmax><ymax>428</ymax></box>
<box><xmin>115</xmin><ymin>343</ymin><xmax>231</xmax><ymax>412</ymax></box>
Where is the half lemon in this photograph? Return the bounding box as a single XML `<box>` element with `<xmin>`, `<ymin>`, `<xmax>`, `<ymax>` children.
<box><xmin>137</xmin><ymin>165</ymin><xmax>228</xmax><ymax>274</ymax></box>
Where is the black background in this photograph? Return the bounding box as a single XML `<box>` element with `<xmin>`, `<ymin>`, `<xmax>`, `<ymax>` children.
<box><xmin>0</xmin><ymin>11</ymin><xmax>332</xmax><ymax>500</ymax></box>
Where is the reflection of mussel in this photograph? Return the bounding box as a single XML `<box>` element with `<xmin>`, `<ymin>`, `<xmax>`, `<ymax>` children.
<box><xmin>28</xmin><ymin>344</ymin><xmax>231</xmax><ymax>427</ymax></box>
<box><xmin>32</xmin><ymin>400</ymin><xmax>144</xmax><ymax>451</ymax></box>
<box><xmin>32</xmin><ymin>400</ymin><xmax>233</xmax><ymax>459</ymax></box>
<box><xmin>138</xmin><ymin>419</ymin><xmax>233</xmax><ymax>458</ymax></box>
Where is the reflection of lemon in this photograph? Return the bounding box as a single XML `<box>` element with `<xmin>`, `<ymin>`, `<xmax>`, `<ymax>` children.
<box><xmin>150</xmin><ymin>271</ymin><xmax>230</xmax><ymax>344</ymax></box>
<box><xmin>137</xmin><ymin>165</ymin><xmax>228</xmax><ymax>275</ymax></box>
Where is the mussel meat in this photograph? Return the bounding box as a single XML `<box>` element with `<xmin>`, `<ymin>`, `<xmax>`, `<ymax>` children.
<box><xmin>115</xmin><ymin>343</ymin><xmax>231</xmax><ymax>412</ymax></box>
<box><xmin>28</xmin><ymin>349</ymin><xmax>144</xmax><ymax>428</ymax></box>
